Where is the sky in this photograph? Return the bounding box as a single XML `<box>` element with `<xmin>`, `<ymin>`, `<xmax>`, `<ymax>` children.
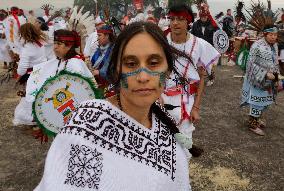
<box><xmin>1</xmin><ymin>0</ymin><xmax>284</xmax><ymax>15</ymax></box>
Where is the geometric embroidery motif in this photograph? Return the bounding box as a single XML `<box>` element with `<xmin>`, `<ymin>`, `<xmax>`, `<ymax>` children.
<box><xmin>64</xmin><ymin>144</ymin><xmax>103</xmax><ymax>189</ymax></box>
<box><xmin>63</xmin><ymin>100</ymin><xmax>177</xmax><ymax>180</ymax></box>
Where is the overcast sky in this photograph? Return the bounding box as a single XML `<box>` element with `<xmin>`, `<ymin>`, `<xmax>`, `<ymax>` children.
<box><xmin>1</xmin><ymin>0</ymin><xmax>284</xmax><ymax>15</ymax></box>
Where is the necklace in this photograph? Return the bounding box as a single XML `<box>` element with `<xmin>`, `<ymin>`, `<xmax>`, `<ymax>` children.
<box><xmin>116</xmin><ymin>93</ymin><xmax>152</xmax><ymax>125</ymax></box>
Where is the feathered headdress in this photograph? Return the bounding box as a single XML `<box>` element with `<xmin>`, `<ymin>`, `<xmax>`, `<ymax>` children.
<box><xmin>66</xmin><ymin>6</ymin><xmax>96</xmax><ymax>55</ymax></box>
<box><xmin>245</xmin><ymin>0</ymin><xmax>278</xmax><ymax>32</ymax></box>
<box><xmin>68</xmin><ymin>6</ymin><xmax>96</xmax><ymax>39</ymax></box>
<box><xmin>45</xmin><ymin>9</ymin><xmax>63</xmax><ymax>25</ymax></box>
<box><xmin>41</xmin><ymin>4</ymin><xmax>54</xmax><ymax>11</ymax></box>
<box><xmin>235</xmin><ymin>1</ymin><xmax>246</xmax><ymax>22</ymax></box>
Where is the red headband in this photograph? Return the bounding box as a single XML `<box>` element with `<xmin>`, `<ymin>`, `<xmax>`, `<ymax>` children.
<box><xmin>97</xmin><ymin>29</ymin><xmax>113</xmax><ymax>34</ymax></box>
<box><xmin>168</xmin><ymin>11</ymin><xmax>193</xmax><ymax>23</ymax></box>
<box><xmin>54</xmin><ymin>33</ymin><xmax>81</xmax><ymax>47</ymax></box>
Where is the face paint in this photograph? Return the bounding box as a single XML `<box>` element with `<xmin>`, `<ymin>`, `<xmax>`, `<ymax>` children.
<box><xmin>120</xmin><ymin>67</ymin><xmax>167</xmax><ymax>88</ymax></box>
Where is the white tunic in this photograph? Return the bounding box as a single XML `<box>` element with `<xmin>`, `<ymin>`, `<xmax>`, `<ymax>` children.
<box><xmin>162</xmin><ymin>33</ymin><xmax>220</xmax><ymax>138</ymax></box>
<box><xmin>17</xmin><ymin>42</ymin><xmax>47</xmax><ymax>76</ymax></box>
<box><xmin>0</xmin><ymin>20</ymin><xmax>12</xmax><ymax>62</ymax></box>
<box><xmin>34</xmin><ymin>99</ymin><xmax>191</xmax><ymax>191</ymax></box>
<box><xmin>4</xmin><ymin>15</ymin><xmax>26</xmax><ymax>54</ymax></box>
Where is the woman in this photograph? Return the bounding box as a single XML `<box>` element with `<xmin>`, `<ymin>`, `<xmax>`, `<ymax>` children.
<box><xmin>13</xmin><ymin>23</ymin><xmax>47</xmax><ymax>126</ymax></box>
<box><xmin>24</xmin><ymin>29</ymin><xmax>93</xmax><ymax>136</ymax></box>
<box><xmin>35</xmin><ymin>22</ymin><xmax>192</xmax><ymax>191</ymax></box>
<box><xmin>34</xmin><ymin>16</ymin><xmax>56</xmax><ymax>60</ymax></box>
<box><xmin>91</xmin><ymin>25</ymin><xmax>115</xmax><ymax>88</ymax></box>
<box><xmin>17</xmin><ymin>23</ymin><xmax>47</xmax><ymax>84</ymax></box>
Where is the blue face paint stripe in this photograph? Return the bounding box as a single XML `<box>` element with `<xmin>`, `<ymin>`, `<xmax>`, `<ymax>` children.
<box><xmin>120</xmin><ymin>67</ymin><xmax>167</xmax><ymax>88</ymax></box>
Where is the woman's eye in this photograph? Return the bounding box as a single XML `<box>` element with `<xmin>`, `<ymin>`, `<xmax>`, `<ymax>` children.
<box><xmin>149</xmin><ymin>60</ymin><xmax>159</xmax><ymax>66</ymax></box>
<box><xmin>125</xmin><ymin>62</ymin><xmax>137</xmax><ymax>68</ymax></box>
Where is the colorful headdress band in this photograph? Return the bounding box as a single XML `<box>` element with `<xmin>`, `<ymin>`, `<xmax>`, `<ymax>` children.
<box><xmin>263</xmin><ymin>27</ymin><xmax>278</xmax><ymax>33</ymax></box>
<box><xmin>168</xmin><ymin>11</ymin><xmax>193</xmax><ymax>23</ymax></box>
<box><xmin>54</xmin><ymin>31</ymin><xmax>81</xmax><ymax>47</ymax></box>
<box><xmin>97</xmin><ymin>29</ymin><xmax>113</xmax><ymax>34</ymax></box>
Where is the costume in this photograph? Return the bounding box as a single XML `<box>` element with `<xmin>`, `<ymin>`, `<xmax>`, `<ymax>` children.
<box><xmin>4</xmin><ymin>8</ymin><xmax>26</xmax><ymax>54</ymax></box>
<box><xmin>26</xmin><ymin>57</ymin><xmax>93</xmax><ymax>103</ymax></box>
<box><xmin>13</xmin><ymin>40</ymin><xmax>47</xmax><ymax>126</ymax></box>
<box><xmin>162</xmin><ymin>33</ymin><xmax>220</xmax><ymax>141</ymax></box>
<box><xmin>34</xmin><ymin>99</ymin><xmax>191</xmax><ymax>191</ymax></box>
<box><xmin>241</xmin><ymin>38</ymin><xmax>279</xmax><ymax>117</ymax></box>
<box><xmin>0</xmin><ymin>13</ymin><xmax>12</xmax><ymax>63</ymax></box>
<box><xmin>17</xmin><ymin>41</ymin><xmax>47</xmax><ymax>76</ymax></box>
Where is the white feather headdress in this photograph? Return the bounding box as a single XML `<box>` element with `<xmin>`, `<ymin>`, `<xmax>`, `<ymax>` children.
<box><xmin>67</xmin><ymin>6</ymin><xmax>96</xmax><ymax>40</ymax></box>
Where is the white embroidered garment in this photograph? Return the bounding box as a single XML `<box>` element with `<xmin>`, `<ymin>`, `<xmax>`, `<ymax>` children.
<box><xmin>162</xmin><ymin>33</ymin><xmax>220</xmax><ymax>137</ymax></box>
<box><xmin>35</xmin><ymin>99</ymin><xmax>191</xmax><ymax>191</ymax></box>
<box><xmin>26</xmin><ymin>57</ymin><xmax>93</xmax><ymax>103</ymax></box>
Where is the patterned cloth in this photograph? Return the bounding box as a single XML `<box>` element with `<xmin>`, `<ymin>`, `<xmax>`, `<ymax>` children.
<box><xmin>241</xmin><ymin>38</ymin><xmax>279</xmax><ymax>113</ymax></box>
<box><xmin>34</xmin><ymin>99</ymin><xmax>191</xmax><ymax>191</ymax></box>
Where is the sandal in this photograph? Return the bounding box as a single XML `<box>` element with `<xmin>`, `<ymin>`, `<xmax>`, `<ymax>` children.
<box><xmin>248</xmin><ymin>116</ymin><xmax>265</xmax><ymax>136</ymax></box>
<box><xmin>249</xmin><ymin>127</ymin><xmax>265</xmax><ymax>136</ymax></box>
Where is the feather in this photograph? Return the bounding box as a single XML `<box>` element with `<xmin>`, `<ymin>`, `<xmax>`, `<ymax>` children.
<box><xmin>69</xmin><ymin>6</ymin><xmax>78</xmax><ymax>24</ymax></box>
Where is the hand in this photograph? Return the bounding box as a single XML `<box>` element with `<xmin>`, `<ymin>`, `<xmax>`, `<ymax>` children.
<box><xmin>266</xmin><ymin>72</ymin><xmax>275</xmax><ymax>80</ymax></box>
<box><xmin>92</xmin><ymin>70</ymin><xmax>99</xmax><ymax>76</ymax></box>
<box><xmin>190</xmin><ymin>107</ymin><xmax>200</xmax><ymax>124</ymax></box>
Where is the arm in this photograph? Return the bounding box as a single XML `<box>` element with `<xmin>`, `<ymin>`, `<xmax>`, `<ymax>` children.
<box><xmin>17</xmin><ymin>47</ymin><xmax>30</xmax><ymax>76</ymax></box>
<box><xmin>190</xmin><ymin>67</ymin><xmax>206</xmax><ymax>123</ymax></box>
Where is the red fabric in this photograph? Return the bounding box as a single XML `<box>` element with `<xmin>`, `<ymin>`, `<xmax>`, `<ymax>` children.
<box><xmin>11</xmin><ymin>14</ymin><xmax>21</xmax><ymax>29</ymax></box>
<box><xmin>97</xmin><ymin>29</ymin><xmax>113</xmax><ymax>34</ymax></box>
<box><xmin>35</xmin><ymin>40</ymin><xmax>43</xmax><ymax>47</ymax></box>
<box><xmin>168</xmin><ymin>11</ymin><xmax>193</xmax><ymax>23</ymax></box>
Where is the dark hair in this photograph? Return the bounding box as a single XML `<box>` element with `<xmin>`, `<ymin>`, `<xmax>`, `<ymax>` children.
<box><xmin>227</xmin><ymin>9</ymin><xmax>231</xmax><ymax>12</ymax></box>
<box><xmin>54</xmin><ymin>29</ymin><xmax>79</xmax><ymax>60</ymax></box>
<box><xmin>37</xmin><ymin>17</ymin><xmax>49</xmax><ymax>31</ymax></box>
<box><xmin>263</xmin><ymin>24</ymin><xmax>276</xmax><ymax>31</ymax></box>
<box><xmin>19</xmin><ymin>23</ymin><xmax>46</xmax><ymax>44</ymax></box>
<box><xmin>168</xmin><ymin>3</ymin><xmax>195</xmax><ymax>23</ymax></box>
<box><xmin>107</xmin><ymin>21</ymin><xmax>192</xmax><ymax>135</ymax></box>
<box><xmin>108</xmin><ymin>21</ymin><xmax>190</xmax><ymax>86</ymax></box>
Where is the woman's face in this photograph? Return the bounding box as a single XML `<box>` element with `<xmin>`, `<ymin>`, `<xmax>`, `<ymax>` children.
<box><xmin>265</xmin><ymin>32</ymin><xmax>277</xmax><ymax>45</ymax></box>
<box><xmin>53</xmin><ymin>41</ymin><xmax>72</xmax><ymax>59</ymax></box>
<box><xmin>119</xmin><ymin>32</ymin><xmax>168</xmax><ymax>108</ymax></box>
<box><xmin>98</xmin><ymin>33</ymin><xmax>109</xmax><ymax>46</ymax></box>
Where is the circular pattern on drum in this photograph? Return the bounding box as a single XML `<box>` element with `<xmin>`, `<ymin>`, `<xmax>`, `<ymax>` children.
<box><xmin>213</xmin><ymin>30</ymin><xmax>230</xmax><ymax>54</ymax></box>
<box><xmin>33</xmin><ymin>71</ymin><xmax>103</xmax><ymax>136</ymax></box>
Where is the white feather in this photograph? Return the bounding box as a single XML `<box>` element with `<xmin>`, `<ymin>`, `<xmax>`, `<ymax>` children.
<box><xmin>69</xmin><ymin>6</ymin><xmax>77</xmax><ymax>23</ymax></box>
<box><xmin>75</xmin><ymin>7</ymin><xmax>84</xmax><ymax>22</ymax></box>
<box><xmin>79</xmin><ymin>11</ymin><xmax>91</xmax><ymax>23</ymax></box>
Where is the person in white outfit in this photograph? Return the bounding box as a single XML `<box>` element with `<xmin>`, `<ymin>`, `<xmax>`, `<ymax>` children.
<box><xmin>34</xmin><ymin>21</ymin><xmax>192</xmax><ymax>191</ymax></box>
<box><xmin>13</xmin><ymin>23</ymin><xmax>47</xmax><ymax>126</ymax></box>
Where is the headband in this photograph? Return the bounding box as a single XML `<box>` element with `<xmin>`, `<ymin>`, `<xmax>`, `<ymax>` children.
<box><xmin>54</xmin><ymin>31</ymin><xmax>81</xmax><ymax>47</ymax></box>
<box><xmin>168</xmin><ymin>11</ymin><xmax>193</xmax><ymax>23</ymax></box>
<box><xmin>263</xmin><ymin>27</ymin><xmax>278</xmax><ymax>33</ymax></box>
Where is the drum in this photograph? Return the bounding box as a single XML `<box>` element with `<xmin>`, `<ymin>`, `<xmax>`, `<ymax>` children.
<box><xmin>33</xmin><ymin>70</ymin><xmax>103</xmax><ymax>136</ymax></box>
